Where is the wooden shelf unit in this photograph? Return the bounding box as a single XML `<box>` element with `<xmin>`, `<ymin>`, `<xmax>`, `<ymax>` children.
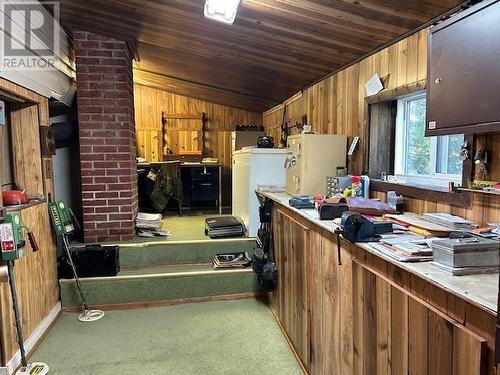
<box><xmin>161</xmin><ymin>112</ymin><xmax>208</xmax><ymax>158</ymax></box>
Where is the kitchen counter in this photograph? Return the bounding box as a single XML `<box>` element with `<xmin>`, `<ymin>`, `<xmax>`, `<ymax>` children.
<box><xmin>258</xmin><ymin>190</ymin><xmax>498</xmax><ymax>314</ymax></box>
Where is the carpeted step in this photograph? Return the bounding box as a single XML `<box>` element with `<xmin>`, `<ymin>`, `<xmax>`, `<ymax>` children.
<box><xmin>70</xmin><ymin>238</ymin><xmax>257</xmax><ymax>269</ymax></box>
<box><xmin>118</xmin><ymin>238</ymin><xmax>257</xmax><ymax>268</ymax></box>
<box><xmin>60</xmin><ymin>263</ymin><xmax>259</xmax><ymax>308</ymax></box>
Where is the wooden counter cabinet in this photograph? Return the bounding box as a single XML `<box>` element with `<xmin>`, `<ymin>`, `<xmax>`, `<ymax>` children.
<box><xmin>308</xmin><ymin>227</ymin><xmax>353</xmax><ymax>375</ymax></box>
<box><xmin>269</xmin><ymin>207</ymin><xmax>354</xmax><ymax>374</ymax></box>
<box><xmin>267</xmin><ymin>203</ymin><xmax>494</xmax><ymax>375</ymax></box>
<box><xmin>352</xmin><ymin>262</ymin><xmax>487</xmax><ymax>375</ymax></box>
<box><xmin>270</xmin><ymin>208</ymin><xmax>310</xmax><ymax>368</ymax></box>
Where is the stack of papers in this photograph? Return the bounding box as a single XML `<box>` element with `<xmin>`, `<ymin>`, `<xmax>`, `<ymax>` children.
<box><xmin>422</xmin><ymin>213</ymin><xmax>477</xmax><ymax>230</ymax></box>
<box><xmin>370</xmin><ymin>242</ymin><xmax>433</xmax><ymax>263</ymax></box>
<box><xmin>213</xmin><ymin>252</ymin><xmax>252</xmax><ymax>269</ymax></box>
<box><xmin>256</xmin><ymin>185</ymin><xmax>286</xmax><ymax>193</ymax></box>
<box><xmin>370</xmin><ymin>234</ymin><xmax>437</xmax><ymax>262</ymax></box>
<box><xmin>136</xmin><ymin>212</ymin><xmax>162</xmax><ymax>230</ymax></box>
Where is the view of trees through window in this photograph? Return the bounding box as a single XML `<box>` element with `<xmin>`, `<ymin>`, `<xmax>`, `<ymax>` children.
<box><xmin>402</xmin><ymin>96</ymin><xmax>463</xmax><ymax>178</ymax></box>
<box><xmin>437</xmin><ymin>135</ymin><xmax>464</xmax><ymax>175</ymax></box>
<box><xmin>405</xmin><ymin>97</ymin><xmax>430</xmax><ymax>175</ymax></box>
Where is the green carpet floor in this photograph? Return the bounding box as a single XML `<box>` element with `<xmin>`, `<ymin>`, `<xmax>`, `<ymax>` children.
<box><xmin>161</xmin><ymin>212</ymin><xmax>214</xmax><ymax>241</ymax></box>
<box><xmin>31</xmin><ymin>299</ymin><xmax>302</xmax><ymax>375</ymax></box>
<box><xmin>127</xmin><ymin>211</ymin><xmax>239</xmax><ymax>242</ymax></box>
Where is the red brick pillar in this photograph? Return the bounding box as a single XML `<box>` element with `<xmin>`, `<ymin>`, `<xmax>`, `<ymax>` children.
<box><xmin>74</xmin><ymin>31</ymin><xmax>138</xmax><ymax>242</ymax></box>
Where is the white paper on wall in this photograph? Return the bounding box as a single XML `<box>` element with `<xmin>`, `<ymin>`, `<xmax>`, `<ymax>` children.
<box><xmin>365</xmin><ymin>74</ymin><xmax>384</xmax><ymax>96</ymax></box>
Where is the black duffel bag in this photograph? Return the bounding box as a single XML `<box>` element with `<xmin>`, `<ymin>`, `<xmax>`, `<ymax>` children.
<box><xmin>253</xmin><ymin>198</ymin><xmax>278</xmax><ymax>291</ymax></box>
<box><xmin>252</xmin><ymin>248</ymin><xmax>277</xmax><ymax>291</ymax></box>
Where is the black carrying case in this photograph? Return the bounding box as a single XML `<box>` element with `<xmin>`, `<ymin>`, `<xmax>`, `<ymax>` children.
<box><xmin>253</xmin><ymin>199</ymin><xmax>278</xmax><ymax>291</ymax></box>
<box><xmin>318</xmin><ymin>202</ymin><xmax>349</xmax><ymax>220</ymax></box>
<box><xmin>205</xmin><ymin>216</ymin><xmax>244</xmax><ymax>238</ymax></box>
<box><xmin>60</xmin><ymin>244</ymin><xmax>120</xmax><ymax>278</ymax></box>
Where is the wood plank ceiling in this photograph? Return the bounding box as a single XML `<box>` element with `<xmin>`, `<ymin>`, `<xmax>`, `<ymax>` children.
<box><xmin>50</xmin><ymin>0</ymin><xmax>463</xmax><ymax>111</ymax></box>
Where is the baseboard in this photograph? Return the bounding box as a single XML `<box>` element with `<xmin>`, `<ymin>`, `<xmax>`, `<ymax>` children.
<box><xmin>0</xmin><ymin>302</ymin><xmax>61</xmax><ymax>375</ymax></box>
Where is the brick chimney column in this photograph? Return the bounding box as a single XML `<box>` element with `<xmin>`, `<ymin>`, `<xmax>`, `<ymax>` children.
<box><xmin>74</xmin><ymin>31</ymin><xmax>138</xmax><ymax>242</ymax></box>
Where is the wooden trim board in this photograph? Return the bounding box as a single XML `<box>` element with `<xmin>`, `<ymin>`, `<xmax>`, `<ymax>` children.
<box><xmin>371</xmin><ymin>179</ymin><xmax>471</xmax><ymax>207</ymax></box>
<box><xmin>62</xmin><ymin>292</ymin><xmax>264</xmax><ymax>313</ymax></box>
<box><xmin>162</xmin><ymin>113</ymin><xmax>205</xmax><ymax>120</ymax></box>
<box><xmin>71</xmin><ymin>236</ymin><xmax>257</xmax><ymax>249</ymax></box>
<box><xmin>59</xmin><ymin>267</ymin><xmax>254</xmax><ymax>283</ymax></box>
<box><xmin>365</xmin><ymin>80</ymin><xmax>426</xmax><ymax>105</ymax></box>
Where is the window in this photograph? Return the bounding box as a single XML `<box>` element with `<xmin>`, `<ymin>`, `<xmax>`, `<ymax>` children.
<box><xmin>394</xmin><ymin>93</ymin><xmax>463</xmax><ymax>188</ymax></box>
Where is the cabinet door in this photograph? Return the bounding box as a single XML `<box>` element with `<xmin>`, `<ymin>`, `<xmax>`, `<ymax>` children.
<box><xmin>270</xmin><ymin>209</ymin><xmax>309</xmax><ymax>368</ymax></box>
<box><xmin>426</xmin><ymin>0</ymin><xmax>500</xmax><ymax>135</ymax></box>
<box><xmin>191</xmin><ymin>182</ymin><xmax>218</xmax><ymax>201</ymax></box>
<box><xmin>308</xmin><ymin>232</ymin><xmax>353</xmax><ymax>375</ymax></box>
<box><xmin>352</xmin><ymin>262</ymin><xmax>487</xmax><ymax>375</ymax></box>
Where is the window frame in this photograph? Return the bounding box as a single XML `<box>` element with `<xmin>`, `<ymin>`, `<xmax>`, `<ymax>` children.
<box><xmin>0</xmin><ymin>101</ymin><xmax>14</xmax><ymax>189</ymax></box>
<box><xmin>364</xmin><ymin>82</ymin><xmax>473</xmax><ymax>208</ymax></box>
<box><xmin>394</xmin><ymin>92</ymin><xmax>463</xmax><ymax>187</ymax></box>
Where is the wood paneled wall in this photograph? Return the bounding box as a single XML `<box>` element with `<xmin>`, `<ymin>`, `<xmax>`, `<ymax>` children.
<box><xmin>263</xmin><ymin>29</ymin><xmax>500</xmax><ymax>226</ymax></box>
<box><xmin>0</xmin><ymin>203</ymin><xmax>59</xmax><ymax>362</ymax></box>
<box><xmin>134</xmin><ymin>84</ymin><xmax>263</xmax><ymax>206</ymax></box>
<box><xmin>264</xmin><ymin>29</ymin><xmax>429</xmax><ymax>174</ymax></box>
<box><xmin>0</xmin><ymin>78</ymin><xmax>59</xmax><ymax>364</ymax></box>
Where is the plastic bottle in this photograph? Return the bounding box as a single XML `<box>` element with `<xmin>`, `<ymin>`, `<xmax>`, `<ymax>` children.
<box><xmin>351</xmin><ymin>176</ymin><xmax>362</xmax><ymax>196</ymax></box>
<box><xmin>361</xmin><ymin>175</ymin><xmax>370</xmax><ymax>198</ymax></box>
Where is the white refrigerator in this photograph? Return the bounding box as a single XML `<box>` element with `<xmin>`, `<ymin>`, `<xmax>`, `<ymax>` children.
<box><xmin>232</xmin><ymin>148</ymin><xmax>287</xmax><ymax>237</ymax></box>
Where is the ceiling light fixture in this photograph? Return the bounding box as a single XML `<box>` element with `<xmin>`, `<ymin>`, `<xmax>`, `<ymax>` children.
<box><xmin>204</xmin><ymin>0</ymin><xmax>241</xmax><ymax>25</ymax></box>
